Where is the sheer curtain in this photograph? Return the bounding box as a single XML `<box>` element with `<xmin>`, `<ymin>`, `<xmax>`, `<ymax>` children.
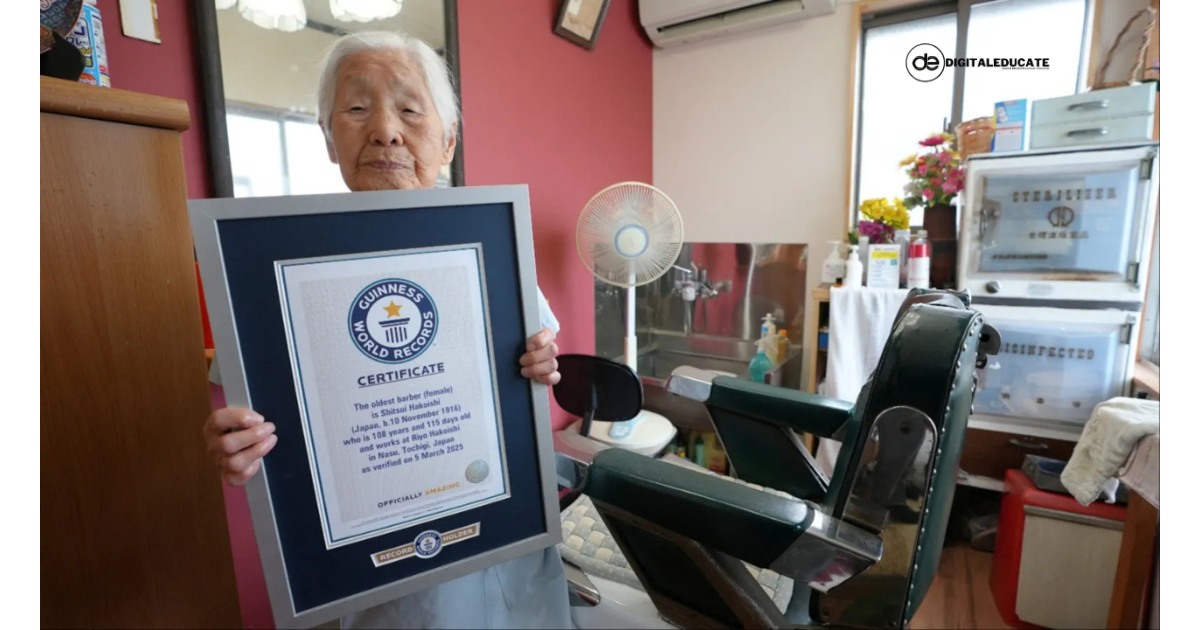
<box><xmin>858</xmin><ymin>13</ymin><xmax>957</xmax><ymax>229</ymax></box>
<box><xmin>961</xmin><ymin>0</ymin><xmax>1088</xmax><ymax>123</ymax></box>
<box><xmin>227</xmin><ymin>114</ymin><xmax>286</xmax><ymax>198</ymax></box>
<box><xmin>283</xmin><ymin>120</ymin><xmax>349</xmax><ymax>196</ymax></box>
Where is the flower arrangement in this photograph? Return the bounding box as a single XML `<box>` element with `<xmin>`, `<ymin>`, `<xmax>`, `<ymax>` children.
<box><xmin>900</xmin><ymin>132</ymin><xmax>964</xmax><ymax>210</ymax></box>
<box><xmin>856</xmin><ymin>197</ymin><xmax>910</xmax><ymax>244</ymax></box>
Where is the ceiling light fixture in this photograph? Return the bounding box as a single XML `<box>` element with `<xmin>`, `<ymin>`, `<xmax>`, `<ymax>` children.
<box><xmin>329</xmin><ymin>0</ymin><xmax>403</xmax><ymax>23</ymax></box>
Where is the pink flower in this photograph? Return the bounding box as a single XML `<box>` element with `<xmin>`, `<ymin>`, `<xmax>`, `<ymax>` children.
<box><xmin>920</xmin><ymin>135</ymin><xmax>946</xmax><ymax>147</ymax></box>
<box><xmin>944</xmin><ymin>182</ymin><xmax>959</xmax><ymax>194</ymax></box>
<box><xmin>940</xmin><ymin>152</ymin><xmax>951</xmax><ymax>164</ymax></box>
<box><xmin>932</xmin><ymin>177</ymin><xmax>943</xmax><ymax>186</ymax></box>
<box><xmin>918</xmin><ymin>164</ymin><xmax>929</xmax><ymax>176</ymax></box>
<box><xmin>923</xmin><ymin>188</ymin><xmax>934</xmax><ymax>200</ymax></box>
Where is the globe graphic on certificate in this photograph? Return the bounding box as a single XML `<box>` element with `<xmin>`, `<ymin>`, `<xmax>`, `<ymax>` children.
<box><xmin>465</xmin><ymin>460</ymin><xmax>490</xmax><ymax>484</ymax></box>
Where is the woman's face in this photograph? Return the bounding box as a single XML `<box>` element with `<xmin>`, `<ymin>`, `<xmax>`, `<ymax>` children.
<box><xmin>323</xmin><ymin>49</ymin><xmax>457</xmax><ymax>191</ymax></box>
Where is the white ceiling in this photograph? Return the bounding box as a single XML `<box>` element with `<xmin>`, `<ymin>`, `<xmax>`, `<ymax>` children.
<box><xmin>302</xmin><ymin>0</ymin><xmax>446</xmax><ymax>48</ymax></box>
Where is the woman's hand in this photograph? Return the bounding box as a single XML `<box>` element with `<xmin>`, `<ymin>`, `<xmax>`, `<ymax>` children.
<box><xmin>203</xmin><ymin>407</ymin><xmax>278</xmax><ymax>486</ymax></box>
<box><xmin>520</xmin><ymin>327</ymin><xmax>560</xmax><ymax>386</ymax></box>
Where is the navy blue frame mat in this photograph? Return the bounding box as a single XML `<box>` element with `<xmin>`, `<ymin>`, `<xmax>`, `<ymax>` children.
<box><xmin>218</xmin><ymin>202</ymin><xmax>547</xmax><ymax>613</ymax></box>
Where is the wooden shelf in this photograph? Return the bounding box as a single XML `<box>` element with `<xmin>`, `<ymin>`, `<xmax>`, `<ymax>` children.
<box><xmin>804</xmin><ymin>284</ymin><xmax>834</xmax><ymax>395</ymax></box>
<box><xmin>41</xmin><ymin>76</ymin><xmax>191</xmax><ymax>131</ymax></box>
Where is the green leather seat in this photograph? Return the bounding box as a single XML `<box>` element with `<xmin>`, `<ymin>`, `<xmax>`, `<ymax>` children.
<box><xmin>575</xmin><ymin>288</ymin><xmax>1000</xmax><ymax>629</ymax></box>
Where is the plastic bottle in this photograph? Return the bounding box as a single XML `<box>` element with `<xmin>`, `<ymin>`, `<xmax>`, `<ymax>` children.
<box><xmin>776</xmin><ymin>329</ymin><xmax>790</xmax><ymax>365</ymax></box>
<box><xmin>67</xmin><ymin>0</ymin><xmax>111</xmax><ymax>88</ymax></box>
<box><xmin>857</xmin><ymin>235</ymin><xmax>871</xmax><ymax>271</ymax></box>
<box><xmin>749</xmin><ymin>339</ymin><xmax>773</xmax><ymax>383</ymax></box>
<box><xmin>820</xmin><ymin>241</ymin><xmax>845</xmax><ymax>284</ymax></box>
<box><xmin>895</xmin><ymin>229</ymin><xmax>911</xmax><ymax>287</ymax></box>
<box><xmin>908</xmin><ymin>230</ymin><xmax>931</xmax><ymax>289</ymax></box>
<box><xmin>760</xmin><ymin>313</ymin><xmax>777</xmax><ymax>339</ymax></box>
<box><xmin>844</xmin><ymin>244</ymin><xmax>864</xmax><ymax>288</ymax></box>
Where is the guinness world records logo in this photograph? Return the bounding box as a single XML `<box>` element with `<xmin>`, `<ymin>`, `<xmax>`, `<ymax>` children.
<box><xmin>348</xmin><ymin>279</ymin><xmax>438</xmax><ymax>364</ymax></box>
<box><xmin>413</xmin><ymin>530</ymin><xmax>443</xmax><ymax>559</ymax></box>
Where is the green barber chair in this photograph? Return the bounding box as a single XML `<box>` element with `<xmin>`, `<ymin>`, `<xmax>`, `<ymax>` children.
<box><xmin>572</xmin><ymin>288</ymin><xmax>1000</xmax><ymax>629</ymax></box>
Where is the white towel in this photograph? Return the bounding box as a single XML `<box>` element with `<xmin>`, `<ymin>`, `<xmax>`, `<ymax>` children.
<box><xmin>816</xmin><ymin>287</ymin><xmax>911</xmax><ymax>477</ymax></box>
<box><xmin>1061</xmin><ymin>397</ymin><xmax>1160</xmax><ymax>506</ymax></box>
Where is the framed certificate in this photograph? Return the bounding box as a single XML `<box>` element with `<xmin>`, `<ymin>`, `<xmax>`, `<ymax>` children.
<box><xmin>190</xmin><ymin>186</ymin><xmax>561</xmax><ymax>629</ymax></box>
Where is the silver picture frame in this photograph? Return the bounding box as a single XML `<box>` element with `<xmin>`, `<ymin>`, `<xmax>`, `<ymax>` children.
<box><xmin>189</xmin><ymin>185</ymin><xmax>561</xmax><ymax>629</ymax></box>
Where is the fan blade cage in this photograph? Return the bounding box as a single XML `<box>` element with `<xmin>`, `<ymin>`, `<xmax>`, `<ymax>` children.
<box><xmin>576</xmin><ymin>183</ymin><xmax>684</xmax><ymax>288</ymax></box>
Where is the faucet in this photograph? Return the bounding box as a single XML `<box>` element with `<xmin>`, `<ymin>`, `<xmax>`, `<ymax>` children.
<box><xmin>671</xmin><ymin>263</ymin><xmax>730</xmax><ymax>335</ymax></box>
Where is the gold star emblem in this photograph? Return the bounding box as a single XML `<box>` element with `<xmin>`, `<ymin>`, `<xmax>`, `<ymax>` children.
<box><xmin>381</xmin><ymin>301</ymin><xmax>402</xmax><ymax>318</ymax></box>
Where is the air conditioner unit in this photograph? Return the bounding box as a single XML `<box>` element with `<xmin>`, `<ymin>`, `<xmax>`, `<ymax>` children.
<box><xmin>639</xmin><ymin>0</ymin><xmax>838</xmax><ymax>49</ymax></box>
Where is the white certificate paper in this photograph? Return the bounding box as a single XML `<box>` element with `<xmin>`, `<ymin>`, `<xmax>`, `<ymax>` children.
<box><xmin>276</xmin><ymin>245</ymin><xmax>508</xmax><ymax>549</ymax></box>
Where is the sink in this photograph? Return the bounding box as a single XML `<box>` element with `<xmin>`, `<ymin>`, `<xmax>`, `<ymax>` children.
<box><xmin>618</xmin><ymin>333</ymin><xmax>804</xmax><ymax>433</ymax></box>
<box><xmin>637</xmin><ymin>351</ymin><xmax>750</xmax><ymax>383</ymax></box>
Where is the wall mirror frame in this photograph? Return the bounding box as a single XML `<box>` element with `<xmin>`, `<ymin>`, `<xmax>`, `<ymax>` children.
<box><xmin>192</xmin><ymin>0</ymin><xmax>465</xmax><ymax>199</ymax></box>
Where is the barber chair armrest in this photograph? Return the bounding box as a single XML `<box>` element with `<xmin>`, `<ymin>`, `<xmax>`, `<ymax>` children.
<box><xmin>562</xmin><ymin>559</ymin><xmax>601</xmax><ymax>606</ymax></box>
<box><xmin>581</xmin><ymin>448</ymin><xmax>881</xmax><ymax>591</ymax></box>
<box><xmin>666</xmin><ymin>367</ymin><xmax>853</xmax><ymax>438</ymax></box>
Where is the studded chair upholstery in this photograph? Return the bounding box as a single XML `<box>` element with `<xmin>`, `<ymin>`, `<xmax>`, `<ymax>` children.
<box><xmin>573</xmin><ymin>289</ymin><xmax>1000</xmax><ymax>629</ymax></box>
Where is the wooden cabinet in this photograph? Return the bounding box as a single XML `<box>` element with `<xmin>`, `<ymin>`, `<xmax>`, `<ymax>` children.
<box><xmin>41</xmin><ymin>78</ymin><xmax>241</xmax><ymax>628</ymax></box>
<box><xmin>959</xmin><ymin>427</ymin><xmax>1077</xmax><ymax>481</ymax></box>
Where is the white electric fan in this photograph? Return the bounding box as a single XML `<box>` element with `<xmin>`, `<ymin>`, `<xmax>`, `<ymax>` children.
<box><xmin>572</xmin><ymin>182</ymin><xmax>684</xmax><ymax>456</ymax></box>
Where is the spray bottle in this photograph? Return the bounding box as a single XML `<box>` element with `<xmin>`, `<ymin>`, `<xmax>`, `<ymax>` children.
<box><xmin>749</xmin><ymin>337</ymin><xmax>774</xmax><ymax>383</ymax></box>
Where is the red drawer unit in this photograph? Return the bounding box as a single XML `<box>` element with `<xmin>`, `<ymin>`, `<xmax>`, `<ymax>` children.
<box><xmin>991</xmin><ymin>469</ymin><xmax>1127</xmax><ymax>629</ymax></box>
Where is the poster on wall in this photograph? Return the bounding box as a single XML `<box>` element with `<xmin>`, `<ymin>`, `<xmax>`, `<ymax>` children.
<box><xmin>190</xmin><ymin>186</ymin><xmax>560</xmax><ymax>629</ymax></box>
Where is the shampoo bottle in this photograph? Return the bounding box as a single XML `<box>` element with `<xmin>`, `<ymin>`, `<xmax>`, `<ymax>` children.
<box><xmin>844</xmin><ymin>244</ymin><xmax>864</xmax><ymax>289</ymax></box>
<box><xmin>760</xmin><ymin>313</ymin><xmax>777</xmax><ymax>339</ymax></box>
<box><xmin>821</xmin><ymin>241</ymin><xmax>845</xmax><ymax>284</ymax></box>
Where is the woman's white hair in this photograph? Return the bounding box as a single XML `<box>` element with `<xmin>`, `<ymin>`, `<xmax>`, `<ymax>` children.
<box><xmin>316</xmin><ymin>31</ymin><xmax>460</xmax><ymax>146</ymax></box>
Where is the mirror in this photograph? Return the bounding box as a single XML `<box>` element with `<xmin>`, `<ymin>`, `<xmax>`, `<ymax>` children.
<box><xmin>193</xmin><ymin>0</ymin><xmax>463</xmax><ymax>198</ymax></box>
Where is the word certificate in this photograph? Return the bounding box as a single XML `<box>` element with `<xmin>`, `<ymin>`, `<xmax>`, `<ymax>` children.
<box><xmin>276</xmin><ymin>245</ymin><xmax>508</xmax><ymax>549</ymax></box>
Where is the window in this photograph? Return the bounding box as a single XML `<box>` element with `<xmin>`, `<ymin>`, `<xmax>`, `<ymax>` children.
<box><xmin>227</xmin><ymin>106</ymin><xmax>451</xmax><ymax>198</ymax></box>
<box><xmin>853</xmin><ymin>0</ymin><xmax>1092</xmax><ymax>228</ymax></box>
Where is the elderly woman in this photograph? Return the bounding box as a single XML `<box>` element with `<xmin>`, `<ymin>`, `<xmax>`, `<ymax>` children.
<box><xmin>202</xmin><ymin>31</ymin><xmax>571</xmax><ymax>629</ymax></box>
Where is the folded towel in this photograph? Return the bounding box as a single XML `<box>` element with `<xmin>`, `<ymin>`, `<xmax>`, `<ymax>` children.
<box><xmin>1118</xmin><ymin>433</ymin><xmax>1160</xmax><ymax>509</ymax></box>
<box><xmin>816</xmin><ymin>287</ymin><xmax>910</xmax><ymax>476</ymax></box>
<box><xmin>1061</xmin><ymin>397</ymin><xmax>1159</xmax><ymax>506</ymax></box>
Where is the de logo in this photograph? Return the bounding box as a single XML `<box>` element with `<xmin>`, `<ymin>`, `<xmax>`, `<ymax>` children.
<box><xmin>907</xmin><ymin>43</ymin><xmax>946</xmax><ymax>82</ymax></box>
<box><xmin>348</xmin><ymin>278</ymin><xmax>439</xmax><ymax>364</ymax></box>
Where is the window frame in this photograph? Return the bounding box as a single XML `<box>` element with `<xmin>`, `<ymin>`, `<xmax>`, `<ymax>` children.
<box><xmin>847</xmin><ymin>0</ymin><xmax>1098</xmax><ymax>228</ymax></box>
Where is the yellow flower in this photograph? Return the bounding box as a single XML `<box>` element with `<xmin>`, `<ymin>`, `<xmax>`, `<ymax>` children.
<box><xmin>898</xmin><ymin>154</ymin><xmax>917</xmax><ymax>167</ymax></box>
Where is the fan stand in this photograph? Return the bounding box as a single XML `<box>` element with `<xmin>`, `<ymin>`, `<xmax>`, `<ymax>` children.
<box><xmin>573</xmin><ymin>284</ymin><xmax>677</xmax><ymax>457</ymax></box>
<box><xmin>569</xmin><ymin>183</ymin><xmax>680</xmax><ymax>457</ymax></box>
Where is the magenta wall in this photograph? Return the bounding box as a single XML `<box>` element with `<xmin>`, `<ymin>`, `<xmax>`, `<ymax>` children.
<box><xmin>95</xmin><ymin>0</ymin><xmax>213</xmax><ymax>198</ymax></box>
<box><xmin>458</xmin><ymin>0</ymin><xmax>654</xmax><ymax>429</ymax></box>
